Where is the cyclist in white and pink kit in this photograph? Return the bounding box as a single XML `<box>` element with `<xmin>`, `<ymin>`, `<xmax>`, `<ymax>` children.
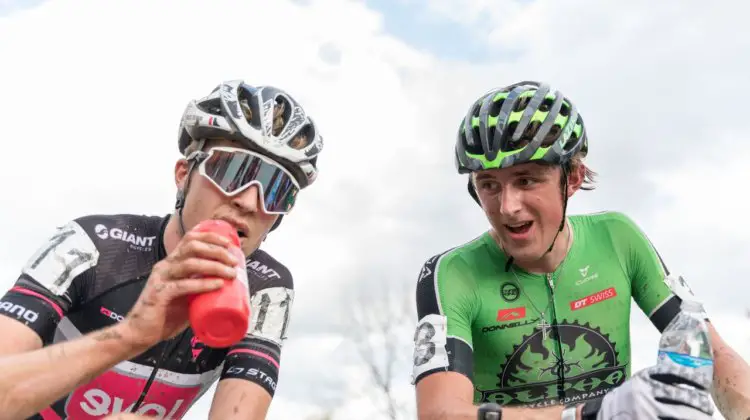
<box><xmin>0</xmin><ymin>80</ymin><xmax>324</xmax><ymax>419</ymax></box>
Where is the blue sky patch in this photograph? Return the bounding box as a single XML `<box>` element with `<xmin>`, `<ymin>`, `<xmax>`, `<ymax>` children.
<box><xmin>365</xmin><ymin>0</ymin><xmax>522</xmax><ymax>63</ymax></box>
<box><xmin>0</xmin><ymin>0</ymin><xmax>48</xmax><ymax>17</ymax></box>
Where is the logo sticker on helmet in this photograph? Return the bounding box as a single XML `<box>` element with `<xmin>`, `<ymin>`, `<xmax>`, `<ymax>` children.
<box><xmin>279</xmin><ymin>106</ymin><xmax>306</xmax><ymax>141</ymax></box>
<box><xmin>262</xmin><ymin>98</ymin><xmax>275</xmax><ymax>137</ymax></box>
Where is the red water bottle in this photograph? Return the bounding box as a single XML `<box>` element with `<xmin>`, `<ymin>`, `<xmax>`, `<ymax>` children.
<box><xmin>188</xmin><ymin>219</ymin><xmax>251</xmax><ymax>348</ymax></box>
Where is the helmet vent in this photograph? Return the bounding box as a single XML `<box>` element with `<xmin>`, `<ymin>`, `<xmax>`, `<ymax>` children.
<box><xmin>539</xmin><ymin>96</ymin><xmax>554</xmax><ymax>112</ymax></box>
<box><xmin>488</xmin><ymin>98</ymin><xmax>506</xmax><ymax>118</ymax></box>
<box><xmin>197</xmin><ymin>98</ymin><xmax>222</xmax><ymax>115</ymax></box>
<box><xmin>514</xmin><ymin>96</ymin><xmax>531</xmax><ymax>112</ymax></box>
<box><xmin>559</xmin><ymin>102</ymin><xmax>571</xmax><ymax>117</ymax></box>
<box><xmin>288</xmin><ymin>124</ymin><xmax>313</xmax><ymax>150</ymax></box>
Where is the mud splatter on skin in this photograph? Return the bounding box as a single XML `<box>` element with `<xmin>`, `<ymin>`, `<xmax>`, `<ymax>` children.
<box><xmin>233</xmin><ymin>391</ymin><xmax>247</xmax><ymax>415</ymax></box>
<box><xmin>94</xmin><ymin>329</ymin><xmax>123</xmax><ymax>342</ymax></box>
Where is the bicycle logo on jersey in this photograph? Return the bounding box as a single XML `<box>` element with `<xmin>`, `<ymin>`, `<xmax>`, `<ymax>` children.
<box><xmin>476</xmin><ymin>321</ymin><xmax>626</xmax><ymax>407</ymax></box>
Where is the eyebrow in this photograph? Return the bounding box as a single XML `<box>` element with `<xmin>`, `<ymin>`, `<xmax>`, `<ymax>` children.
<box><xmin>475</xmin><ymin>166</ymin><xmax>546</xmax><ymax>181</ymax></box>
<box><xmin>511</xmin><ymin>169</ymin><xmax>541</xmax><ymax>177</ymax></box>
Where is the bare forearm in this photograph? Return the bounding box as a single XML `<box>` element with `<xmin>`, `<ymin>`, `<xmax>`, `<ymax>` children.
<box><xmin>419</xmin><ymin>403</ymin><xmax>477</xmax><ymax>420</ymax></box>
<box><xmin>208</xmin><ymin>379</ymin><xmax>271</xmax><ymax>420</ymax></box>
<box><xmin>0</xmin><ymin>323</ymin><xmax>148</xmax><ymax>419</ymax></box>
<box><xmin>501</xmin><ymin>405</ymin><xmax>567</xmax><ymax>420</ymax></box>
<box><xmin>420</xmin><ymin>401</ymin><xmax>571</xmax><ymax>420</ymax></box>
<box><xmin>417</xmin><ymin>373</ymin><xmax>581</xmax><ymax>420</ymax></box>
<box><xmin>712</xmin><ymin>343</ymin><xmax>750</xmax><ymax>420</ymax></box>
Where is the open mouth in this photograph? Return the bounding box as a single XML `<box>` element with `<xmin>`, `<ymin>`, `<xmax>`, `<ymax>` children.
<box><xmin>218</xmin><ymin>217</ymin><xmax>248</xmax><ymax>239</ymax></box>
<box><xmin>505</xmin><ymin>221</ymin><xmax>533</xmax><ymax>235</ymax></box>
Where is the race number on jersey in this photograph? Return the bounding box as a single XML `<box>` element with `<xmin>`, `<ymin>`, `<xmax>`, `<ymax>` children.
<box><xmin>248</xmin><ymin>286</ymin><xmax>294</xmax><ymax>346</ymax></box>
<box><xmin>412</xmin><ymin>314</ymin><xmax>450</xmax><ymax>380</ymax></box>
<box><xmin>22</xmin><ymin>221</ymin><xmax>99</xmax><ymax>296</ymax></box>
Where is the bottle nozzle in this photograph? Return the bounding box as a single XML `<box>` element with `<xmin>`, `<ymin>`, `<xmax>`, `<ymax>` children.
<box><xmin>680</xmin><ymin>299</ymin><xmax>705</xmax><ymax>314</ymax></box>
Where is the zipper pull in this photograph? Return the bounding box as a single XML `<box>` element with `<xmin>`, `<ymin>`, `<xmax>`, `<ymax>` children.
<box><xmin>547</xmin><ymin>273</ymin><xmax>554</xmax><ymax>292</ymax></box>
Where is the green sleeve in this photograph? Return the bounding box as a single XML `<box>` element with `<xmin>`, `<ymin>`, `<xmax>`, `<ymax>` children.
<box><xmin>436</xmin><ymin>255</ymin><xmax>478</xmax><ymax>348</ymax></box>
<box><xmin>606</xmin><ymin>212</ymin><xmax>674</xmax><ymax>318</ymax></box>
<box><xmin>413</xmin><ymin>251</ymin><xmax>478</xmax><ymax>383</ymax></box>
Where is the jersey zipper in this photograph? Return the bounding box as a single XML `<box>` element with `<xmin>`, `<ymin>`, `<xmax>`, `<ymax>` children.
<box><xmin>545</xmin><ymin>272</ymin><xmax>566</xmax><ymax>402</ymax></box>
<box><xmin>131</xmin><ymin>331</ymin><xmax>186</xmax><ymax>412</ymax></box>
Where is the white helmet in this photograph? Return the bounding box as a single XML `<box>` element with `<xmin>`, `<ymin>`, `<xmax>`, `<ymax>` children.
<box><xmin>178</xmin><ymin>80</ymin><xmax>323</xmax><ymax>188</ymax></box>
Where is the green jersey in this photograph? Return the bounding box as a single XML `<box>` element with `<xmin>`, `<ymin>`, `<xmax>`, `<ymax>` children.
<box><xmin>411</xmin><ymin>211</ymin><xmax>688</xmax><ymax>408</ymax></box>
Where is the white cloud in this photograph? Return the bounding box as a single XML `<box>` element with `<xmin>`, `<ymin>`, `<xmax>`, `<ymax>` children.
<box><xmin>649</xmin><ymin>137</ymin><xmax>750</xmax><ymax>243</ymax></box>
<box><xmin>1</xmin><ymin>0</ymin><xmax>749</xmax><ymax>419</ymax></box>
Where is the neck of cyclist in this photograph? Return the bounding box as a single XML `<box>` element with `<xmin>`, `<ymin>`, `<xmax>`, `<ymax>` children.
<box><xmin>163</xmin><ymin>214</ymin><xmax>184</xmax><ymax>256</ymax></box>
<box><xmin>507</xmin><ymin>221</ymin><xmax>572</xmax><ymax>274</ymax></box>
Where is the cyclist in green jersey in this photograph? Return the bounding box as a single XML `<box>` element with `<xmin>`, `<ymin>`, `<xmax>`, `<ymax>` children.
<box><xmin>411</xmin><ymin>81</ymin><xmax>750</xmax><ymax>420</ymax></box>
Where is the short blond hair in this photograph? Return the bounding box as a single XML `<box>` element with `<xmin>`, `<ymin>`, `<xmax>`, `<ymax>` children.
<box><xmin>570</xmin><ymin>150</ymin><xmax>597</xmax><ymax>191</ymax></box>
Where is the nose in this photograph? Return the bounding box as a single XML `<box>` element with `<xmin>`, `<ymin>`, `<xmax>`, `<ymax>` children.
<box><xmin>498</xmin><ymin>185</ymin><xmax>523</xmax><ymax>216</ymax></box>
<box><xmin>231</xmin><ymin>184</ymin><xmax>263</xmax><ymax>214</ymax></box>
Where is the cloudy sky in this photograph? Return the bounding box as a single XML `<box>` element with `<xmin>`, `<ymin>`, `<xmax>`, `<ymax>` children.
<box><xmin>1</xmin><ymin>0</ymin><xmax>749</xmax><ymax>418</ymax></box>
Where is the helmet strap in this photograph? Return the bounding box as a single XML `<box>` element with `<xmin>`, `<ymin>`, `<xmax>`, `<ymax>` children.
<box><xmin>467</xmin><ymin>176</ymin><xmax>481</xmax><ymax>205</ymax></box>
<box><xmin>175</xmin><ymin>139</ymin><xmax>205</xmax><ymax>237</ymax></box>
<box><xmin>543</xmin><ymin>165</ymin><xmax>570</xmax><ymax>254</ymax></box>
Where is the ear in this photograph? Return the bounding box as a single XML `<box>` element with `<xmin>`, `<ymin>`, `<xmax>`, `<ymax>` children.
<box><xmin>174</xmin><ymin>158</ymin><xmax>190</xmax><ymax>191</ymax></box>
<box><xmin>468</xmin><ymin>174</ymin><xmax>483</xmax><ymax>206</ymax></box>
<box><xmin>566</xmin><ymin>163</ymin><xmax>585</xmax><ymax>197</ymax></box>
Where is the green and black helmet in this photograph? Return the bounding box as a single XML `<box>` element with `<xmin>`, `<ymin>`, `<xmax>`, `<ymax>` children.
<box><xmin>455</xmin><ymin>80</ymin><xmax>588</xmax><ymax>175</ymax></box>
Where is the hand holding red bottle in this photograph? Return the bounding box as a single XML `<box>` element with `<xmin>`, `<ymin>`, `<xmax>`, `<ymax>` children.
<box><xmin>188</xmin><ymin>219</ymin><xmax>251</xmax><ymax>348</ymax></box>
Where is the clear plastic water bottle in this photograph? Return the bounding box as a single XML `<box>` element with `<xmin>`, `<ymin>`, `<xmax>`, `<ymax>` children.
<box><xmin>656</xmin><ymin>299</ymin><xmax>714</xmax><ymax>387</ymax></box>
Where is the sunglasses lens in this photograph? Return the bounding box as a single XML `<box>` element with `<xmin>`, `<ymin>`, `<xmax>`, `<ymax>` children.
<box><xmin>202</xmin><ymin>149</ymin><xmax>299</xmax><ymax>213</ymax></box>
